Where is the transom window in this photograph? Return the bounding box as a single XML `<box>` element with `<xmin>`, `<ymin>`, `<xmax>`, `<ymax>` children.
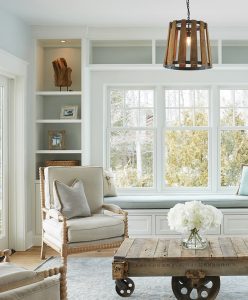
<box><xmin>107</xmin><ymin>87</ymin><xmax>248</xmax><ymax>191</ymax></box>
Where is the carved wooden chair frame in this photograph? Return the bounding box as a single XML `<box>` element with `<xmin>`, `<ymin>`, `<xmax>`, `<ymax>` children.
<box><xmin>0</xmin><ymin>249</ymin><xmax>67</xmax><ymax>300</ymax></box>
<box><xmin>39</xmin><ymin>167</ymin><xmax>128</xmax><ymax>298</ymax></box>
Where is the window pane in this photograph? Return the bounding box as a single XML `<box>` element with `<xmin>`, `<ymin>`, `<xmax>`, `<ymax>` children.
<box><xmin>111</xmin><ymin>107</ymin><xmax>124</xmax><ymax>127</ymax></box>
<box><xmin>125</xmin><ymin>109</ymin><xmax>139</xmax><ymax>127</ymax></box>
<box><xmin>180</xmin><ymin>90</ymin><xmax>194</xmax><ymax>107</ymax></box>
<box><xmin>235</xmin><ymin>90</ymin><xmax>248</xmax><ymax>107</ymax></box>
<box><xmin>165</xmin><ymin>90</ymin><xmax>179</xmax><ymax>107</ymax></box>
<box><xmin>165</xmin><ymin>130</ymin><xmax>208</xmax><ymax>187</ymax></box>
<box><xmin>235</xmin><ymin>109</ymin><xmax>248</xmax><ymax>126</ymax></box>
<box><xmin>110</xmin><ymin>89</ymin><xmax>124</xmax><ymax>105</ymax></box>
<box><xmin>110</xmin><ymin>130</ymin><xmax>154</xmax><ymax>187</ymax></box>
<box><xmin>195</xmin><ymin>109</ymin><xmax>208</xmax><ymax>126</ymax></box>
<box><xmin>220</xmin><ymin>108</ymin><xmax>234</xmax><ymax>126</ymax></box>
<box><xmin>220</xmin><ymin>90</ymin><xmax>233</xmax><ymax>107</ymax></box>
<box><xmin>180</xmin><ymin>109</ymin><xmax>194</xmax><ymax>126</ymax></box>
<box><xmin>125</xmin><ymin>90</ymin><xmax>139</xmax><ymax>107</ymax></box>
<box><xmin>166</xmin><ymin>109</ymin><xmax>180</xmax><ymax>126</ymax></box>
<box><xmin>221</xmin><ymin>130</ymin><xmax>248</xmax><ymax>186</ymax></box>
<box><xmin>195</xmin><ymin>90</ymin><xmax>209</xmax><ymax>107</ymax></box>
<box><xmin>140</xmin><ymin>90</ymin><xmax>154</xmax><ymax>107</ymax></box>
<box><xmin>139</xmin><ymin>109</ymin><xmax>154</xmax><ymax>127</ymax></box>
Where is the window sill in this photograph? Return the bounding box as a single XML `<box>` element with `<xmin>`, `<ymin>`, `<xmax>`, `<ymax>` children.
<box><xmin>104</xmin><ymin>194</ymin><xmax>248</xmax><ymax>209</ymax></box>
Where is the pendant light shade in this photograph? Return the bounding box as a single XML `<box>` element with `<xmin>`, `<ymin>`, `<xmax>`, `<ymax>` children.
<box><xmin>164</xmin><ymin>1</ymin><xmax>212</xmax><ymax>70</ymax></box>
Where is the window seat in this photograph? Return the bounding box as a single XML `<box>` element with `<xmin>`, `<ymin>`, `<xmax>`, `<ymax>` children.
<box><xmin>104</xmin><ymin>195</ymin><xmax>248</xmax><ymax>209</ymax></box>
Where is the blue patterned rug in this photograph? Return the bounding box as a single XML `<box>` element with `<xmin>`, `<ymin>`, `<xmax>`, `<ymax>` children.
<box><xmin>36</xmin><ymin>257</ymin><xmax>248</xmax><ymax>300</ymax></box>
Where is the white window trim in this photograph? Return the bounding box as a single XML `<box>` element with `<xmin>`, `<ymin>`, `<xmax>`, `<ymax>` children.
<box><xmin>0</xmin><ymin>49</ymin><xmax>28</xmax><ymax>250</ymax></box>
<box><xmin>105</xmin><ymin>84</ymin><xmax>248</xmax><ymax>194</ymax></box>
<box><xmin>106</xmin><ymin>86</ymin><xmax>157</xmax><ymax>192</ymax></box>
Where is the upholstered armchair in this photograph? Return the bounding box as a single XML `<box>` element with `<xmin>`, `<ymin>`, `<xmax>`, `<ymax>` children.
<box><xmin>39</xmin><ymin>166</ymin><xmax>128</xmax><ymax>266</ymax></box>
<box><xmin>0</xmin><ymin>249</ymin><xmax>66</xmax><ymax>300</ymax></box>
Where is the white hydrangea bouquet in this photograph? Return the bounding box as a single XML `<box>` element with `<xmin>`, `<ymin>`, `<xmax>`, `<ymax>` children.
<box><xmin>168</xmin><ymin>201</ymin><xmax>223</xmax><ymax>249</ymax></box>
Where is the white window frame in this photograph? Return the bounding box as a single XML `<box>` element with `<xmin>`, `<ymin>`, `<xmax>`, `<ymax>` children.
<box><xmin>163</xmin><ymin>86</ymin><xmax>212</xmax><ymax>193</ymax></box>
<box><xmin>106</xmin><ymin>86</ymin><xmax>157</xmax><ymax>193</ymax></box>
<box><xmin>218</xmin><ymin>86</ymin><xmax>248</xmax><ymax>192</ymax></box>
<box><xmin>105</xmin><ymin>84</ymin><xmax>248</xmax><ymax>194</ymax></box>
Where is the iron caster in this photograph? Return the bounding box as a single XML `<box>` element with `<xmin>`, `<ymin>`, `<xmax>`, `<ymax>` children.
<box><xmin>115</xmin><ymin>278</ymin><xmax>135</xmax><ymax>297</ymax></box>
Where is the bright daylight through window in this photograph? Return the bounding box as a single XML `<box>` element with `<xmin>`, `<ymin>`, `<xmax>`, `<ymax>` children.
<box><xmin>108</xmin><ymin>87</ymin><xmax>248</xmax><ymax>191</ymax></box>
<box><xmin>109</xmin><ymin>89</ymin><xmax>154</xmax><ymax>188</ymax></box>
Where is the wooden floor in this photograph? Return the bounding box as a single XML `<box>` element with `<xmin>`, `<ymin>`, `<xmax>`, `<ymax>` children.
<box><xmin>9</xmin><ymin>246</ymin><xmax>117</xmax><ymax>270</ymax></box>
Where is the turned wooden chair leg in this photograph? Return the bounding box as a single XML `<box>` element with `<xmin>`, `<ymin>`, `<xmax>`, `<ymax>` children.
<box><xmin>41</xmin><ymin>241</ymin><xmax>47</xmax><ymax>260</ymax></box>
<box><xmin>60</xmin><ymin>253</ymin><xmax>68</xmax><ymax>300</ymax></box>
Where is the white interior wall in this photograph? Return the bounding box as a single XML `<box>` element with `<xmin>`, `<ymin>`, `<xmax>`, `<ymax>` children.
<box><xmin>0</xmin><ymin>9</ymin><xmax>33</xmax><ymax>244</ymax></box>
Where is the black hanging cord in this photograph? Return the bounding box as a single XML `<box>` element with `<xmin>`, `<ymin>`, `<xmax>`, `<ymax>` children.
<box><xmin>186</xmin><ymin>0</ymin><xmax>190</xmax><ymax>22</ymax></box>
<box><xmin>186</xmin><ymin>0</ymin><xmax>190</xmax><ymax>32</ymax></box>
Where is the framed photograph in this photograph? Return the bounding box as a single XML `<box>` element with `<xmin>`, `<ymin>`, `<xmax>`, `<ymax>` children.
<box><xmin>48</xmin><ymin>130</ymin><xmax>65</xmax><ymax>150</ymax></box>
<box><xmin>60</xmin><ymin>105</ymin><xmax>78</xmax><ymax>119</ymax></box>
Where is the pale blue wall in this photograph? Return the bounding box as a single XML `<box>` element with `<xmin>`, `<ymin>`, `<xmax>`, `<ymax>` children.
<box><xmin>0</xmin><ymin>8</ymin><xmax>31</xmax><ymax>61</ymax></box>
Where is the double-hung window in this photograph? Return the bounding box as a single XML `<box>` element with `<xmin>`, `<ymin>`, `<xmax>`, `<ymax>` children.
<box><xmin>108</xmin><ymin>88</ymin><xmax>155</xmax><ymax>188</ymax></box>
<box><xmin>164</xmin><ymin>89</ymin><xmax>210</xmax><ymax>188</ymax></box>
<box><xmin>220</xmin><ymin>89</ymin><xmax>248</xmax><ymax>186</ymax></box>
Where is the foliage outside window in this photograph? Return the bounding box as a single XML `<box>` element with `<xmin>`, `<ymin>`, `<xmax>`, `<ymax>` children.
<box><xmin>220</xmin><ymin>89</ymin><xmax>248</xmax><ymax>186</ymax></box>
<box><xmin>109</xmin><ymin>89</ymin><xmax>154</xmax><ymax>188</ymax></box>
<box><xmin>164</xmin><ymin>89</ymin><xmax>209</xmax><ymax>187</ymax></box>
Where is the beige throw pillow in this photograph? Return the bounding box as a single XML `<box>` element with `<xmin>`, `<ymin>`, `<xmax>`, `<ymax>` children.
<box><xmin>103</xmin><ymin>170</ymin><xmax>117</xmax><ymax>197</ymax></box>
<box><xmin>53</xmin><ymin>179</ymin><xmax>91</xmax><ymax>219</ymax></box>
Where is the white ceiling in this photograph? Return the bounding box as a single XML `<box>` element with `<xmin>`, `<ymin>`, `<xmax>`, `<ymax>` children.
<box><xmin>0</xmin><ymin>0</ymin><xmax>247</xmax><ymax>27</ymax></box>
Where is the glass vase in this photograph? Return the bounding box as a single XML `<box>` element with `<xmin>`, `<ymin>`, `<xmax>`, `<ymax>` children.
<box><xmin>182</xmin><ymin>228</ymin><xmax>207</xmax><ymax>250</ymax></box>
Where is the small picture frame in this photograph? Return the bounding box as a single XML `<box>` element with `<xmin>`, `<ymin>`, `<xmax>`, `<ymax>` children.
<box><xmin>60</xmin><ymin>105</ymin><xmax>78</xmax><ymax>119</ymax></box>
<box><xmin>48</xmin><ymin>130</ymin><xmax>65</xmax><ymax>150</ymax></box>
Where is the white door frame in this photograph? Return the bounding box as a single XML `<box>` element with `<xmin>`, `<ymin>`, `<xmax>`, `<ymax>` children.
<box><xmin>0</xmin><ymin>75</ymin><xmax>9</xmax><ymax>248</ymax></box>
<box><xmin>0</xmin><ymin>49</ymin><xmax>28</xmax><ymax>251</ymax></box>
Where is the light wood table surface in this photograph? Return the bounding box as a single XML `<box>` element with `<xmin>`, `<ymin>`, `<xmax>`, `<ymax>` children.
<box><xmin>112</xmin><ymin>237</ymin><xmax>248</xmax><ymax>299</ymax></box>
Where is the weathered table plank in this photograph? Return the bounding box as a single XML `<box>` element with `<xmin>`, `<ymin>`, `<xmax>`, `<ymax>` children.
<box><xmin>167</xmin><ymin>239</ymin><xmax>182</xmax><ymax>257</ymax></box>
<box><xmin>208</xmin><ymin>237</ymin><xmax>223</xmax><ymax>258</ymax></box>
<box><xmin>230</xmin><ymin>237</ymin><xmax>248</xmax><ymax>257</ymax></box>
<box><xmin>114</xmin><ymin>238</ymin><xmax>134</xmax><ymax>259</ymax></box>
<box><xmin>154</xmin><ymin>239</ymin><xmax>170</xmax><ymax>258</ymax></box>
<box><xmin>139</xmin><ymin>238</ymin><xmax>158</xmax><ymax>258</ymax></box>
<box><xmin>218</xmin><ymin>237</ymin><xmax>237</xmax><ymax>257</ymax></box>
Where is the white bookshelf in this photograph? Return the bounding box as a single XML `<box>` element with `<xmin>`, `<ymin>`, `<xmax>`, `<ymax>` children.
<box><xmin>34</xmin><ymin>39</ymin><xmax>84</xmax><ymax>178</ymax></box>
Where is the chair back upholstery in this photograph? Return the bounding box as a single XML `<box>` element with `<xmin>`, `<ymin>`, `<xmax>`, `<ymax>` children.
<box><xmin>43</xmin><ymin>166</ymin><xmax>103</xmax><ymax>214</ymax></box>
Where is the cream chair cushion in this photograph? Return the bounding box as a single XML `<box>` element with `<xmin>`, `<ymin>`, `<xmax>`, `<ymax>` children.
<box><xmin>0</xmin><ymin>263</ymin><xmax>43</xmax><ymax>293</ymax></box>
<box><xmin>45</xmin><ymin>166</ymin><xmax>103</xmax><ymax>213</ymax></box>
<box><xmin>53</xmin><ymin>179</ymin><xmax>91</xmax><ymax>219</ymax></box>
<box><xmin>0</xmin><ymin>277</ymin><xmax>60</xmax><ymax>300</ymax></box>
<box><xmin>43</xmin><ymin>214</ymin><xmax>124</xmax><ymax>243</ymax></box>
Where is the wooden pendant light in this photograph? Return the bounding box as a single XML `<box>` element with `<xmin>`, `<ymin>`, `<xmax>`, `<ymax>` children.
<box><xmin>164</xmin><ymin>1</ymin><xmax>212</xmax><ymax>70</ymax></box>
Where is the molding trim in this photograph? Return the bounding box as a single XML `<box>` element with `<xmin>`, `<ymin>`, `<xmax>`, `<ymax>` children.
<box><xmin>0</xmin><ymin>48</ymin><xmax>28</xmax><ymax>251</ymax></box>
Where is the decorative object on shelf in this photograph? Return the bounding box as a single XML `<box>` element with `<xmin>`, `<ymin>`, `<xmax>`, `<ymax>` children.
<box><xmin>45</xmin><ymin>160</ymin><xmax>80</xmax><ymax>167</ymax></box>
<box><xmin>52</xmin><ymin>58</ymin><xmax>72</xmax><ymax>91</ymax></box>
<box><xmin>60</xmin><ymin>105</ymin><xmax>78</xmax><ymax>119</ymax></box>
<box><xmin>237</xmin><ymin>164</ymin><xmax>248</xmax><ymax>195</ymax></box>
<box><xmin>168</xmin><ymin>201</ymin><xmax>222</xmax><ymax>249</ymax></box>
<box><xmin>48</xmin><ymin>130</ymin><xmax>65</xmax><ymax>150</ymax></box>
<box><xmin>164</xmin><ymin>0</ymin><xmax>212</xmax><ymax>70</ymax></box>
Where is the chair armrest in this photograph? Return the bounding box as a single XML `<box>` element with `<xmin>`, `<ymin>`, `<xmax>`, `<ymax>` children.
<box><xmin>102</xmin><ymin>203</ymin><xmax>127</xmax><ymax>216</ymax></box>
<box><xmin>42</xmin><ymin>208</ymin><xmax>65</xmax><ymax>222</ymax></box>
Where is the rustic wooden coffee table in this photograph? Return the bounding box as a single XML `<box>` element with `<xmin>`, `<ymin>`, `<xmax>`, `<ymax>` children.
<box><xmin>112</xmin><ymin>237</ymin><xmax>248</xmax><ymax>299</ymax></box>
